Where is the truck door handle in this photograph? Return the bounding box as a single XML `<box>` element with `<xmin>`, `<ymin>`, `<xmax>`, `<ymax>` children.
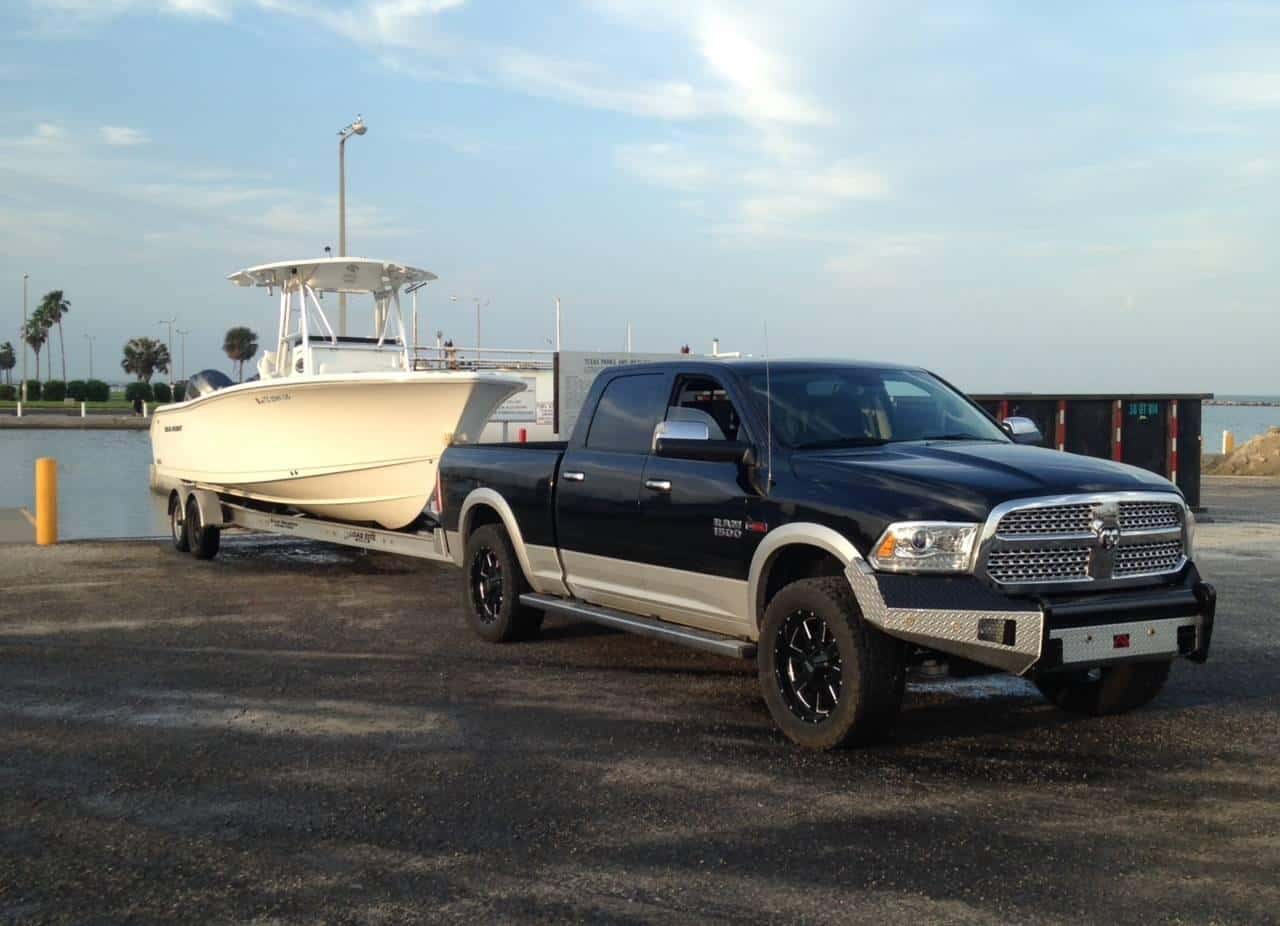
<box><xmin>562</xmin><ymin>471</ymin><xmax>585</xmax><ymax>482</ymax></box>
<box><xmin>644</xmin><ymin>479</ymin><xmax>672</xmax><ymax>493</ymax></box>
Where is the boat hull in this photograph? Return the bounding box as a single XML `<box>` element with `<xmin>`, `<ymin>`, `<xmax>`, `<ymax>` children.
<box><xmin>150</xmin><ymin>373</ymin><xmax>520</xmax><ymax>529</ymax></box>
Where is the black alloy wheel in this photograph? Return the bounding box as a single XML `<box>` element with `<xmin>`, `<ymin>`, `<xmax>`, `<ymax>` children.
<box><xmin>470</xmin><ymin>546</ymin><xmax>505</xmax><ymax>625</ymax></box>
<box><xmin>774</xmin><ymin>609</ymin><xmax>843</xmax><ymax>723</ymax></box>
<box><xmin>461</xmin><ymin>523</ymin><xmax>543</xmax><ymax>643</ymax></box>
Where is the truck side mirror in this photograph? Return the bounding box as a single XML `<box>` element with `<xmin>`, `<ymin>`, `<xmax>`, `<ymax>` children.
<box><xmin>1002</xmin><ymin>416</ymin><xmax>1044</xmax><ymax>446</ymax></box>
<box><xmin>652</xmin><ymin>419</ymin><xmax>710</xmax><ymax>447</ymax></box>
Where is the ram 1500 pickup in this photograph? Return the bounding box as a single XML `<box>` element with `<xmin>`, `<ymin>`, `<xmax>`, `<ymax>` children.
<box><xmin>438</xmin><ymin>360</ymin><xmax>1215</xmax><ymax>749</ymax></box>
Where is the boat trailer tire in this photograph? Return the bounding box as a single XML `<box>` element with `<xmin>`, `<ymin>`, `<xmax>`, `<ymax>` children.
<box><xmin>168</xmin><ymin>492</ymin><xmax>190</xmax><ymax>553</ymax></box>
<box><xmin>463</xmin><ymin>524</ymin><xmax>543</xmax><ymax>643</ymax></box>
<box><xmin>185</xmin><ymin>496</ymin><xmax>221</xmax><ymax>561</ymax></box>
<box><xmin>1034</xmin><ymin>659</ymin><xmax>1173</xmax><ymax>716</ymax></box>
<box><xmin>758</xmin><ymin>577</ymin><xmax>906</xmax><ymax>750</ymax></box>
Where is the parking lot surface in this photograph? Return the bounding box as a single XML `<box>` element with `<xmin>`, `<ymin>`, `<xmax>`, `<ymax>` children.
<box><xmin>1</xmin><ymin>477</ymin><xmax>1278</xmax><ymax>924</ymax></box>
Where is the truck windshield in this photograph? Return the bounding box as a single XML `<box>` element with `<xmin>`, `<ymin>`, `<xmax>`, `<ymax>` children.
<box><xmin>743</xmin><ymin>367</ymin><xmax>1009</xmax><ymax>450</ymax></box>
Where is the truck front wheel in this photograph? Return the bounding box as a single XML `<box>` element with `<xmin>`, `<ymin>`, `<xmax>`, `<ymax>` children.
<box><xmin>758</xmin><ymin>577</ymin><xmax>905</xmax><ymax>750</ymax></box>
<box><xmin>463</xmin><ymin>524</ymin><xmax>543</xmax><ymax>643</ymax></box>
<box><xmin>1034</xmin><ymin>659</ymin><xmax>1172</xmax><ymax>716</ymax></box>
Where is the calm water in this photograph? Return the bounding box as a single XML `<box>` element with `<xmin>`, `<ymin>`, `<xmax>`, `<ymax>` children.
<box><xmin>1202</xmin><ymin>402</ymin><xmax>1280</xmax><ymax>447</ymax></box>
<box><xmin>1</xmin><ymin>398</ymin><xmax>1277</xmax><ymax>541</ymax></box>
<box><xmin>0</xmin><ymin>430</ymin><xmax>168</xmax><ymax>540</ymax></box>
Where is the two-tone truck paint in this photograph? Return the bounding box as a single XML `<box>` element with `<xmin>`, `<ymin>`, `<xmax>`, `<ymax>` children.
<box><xmin>438</xmin><ymin>359</ymin><xmax>1215</xmax><ymax>749</ymax></box>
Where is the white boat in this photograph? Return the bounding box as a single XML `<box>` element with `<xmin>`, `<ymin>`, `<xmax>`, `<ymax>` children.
<box><xmin>150</xmin><ymin>257</ymin><xmax>524</xmax><ymax>529</ymax></box>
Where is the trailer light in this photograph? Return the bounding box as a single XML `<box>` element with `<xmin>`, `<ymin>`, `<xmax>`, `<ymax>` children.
<box><xmin>869</xmin><ymin>522</ymin><xmax>980</xmax><ymax>574</ymax></box>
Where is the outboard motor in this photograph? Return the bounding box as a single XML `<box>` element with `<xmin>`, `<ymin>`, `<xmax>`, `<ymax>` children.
<box><xmin>185</xmin><ymin>369</ymin><xmax>235</xmax><ymax>401</ymax></box>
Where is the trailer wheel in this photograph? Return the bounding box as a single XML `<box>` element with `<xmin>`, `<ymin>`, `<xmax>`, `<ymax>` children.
<box><xmin>1034</xmin><ymin>659</ymin><xmax>1172</xmax><ymax>716</ymax></box>
<box><xmin>168</xmin><ymin>492</ymin><xmax>190</xmax><ymax>553</ymax></box>
<box><xmin>463</xmin><ymin>524</ymin><xmax>542</xmax><ymax>642</ymax></box>
<box><xmin>758</xmin><ymin>577</ymin><xmax>905</xmax><ymax>750</ymax></box>
<box><xmin>185</xmin><ymin>496</ymin><xmax>221</xmax><ymax>561</ymax></box>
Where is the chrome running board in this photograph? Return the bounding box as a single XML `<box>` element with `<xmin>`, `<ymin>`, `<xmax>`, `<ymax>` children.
<box><xmin>519</xmin><ymin>594</ymin><xmax>756</xmax><ymax>660</ymax></box>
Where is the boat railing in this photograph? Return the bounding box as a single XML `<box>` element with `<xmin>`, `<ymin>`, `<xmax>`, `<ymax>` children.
<box><xmin>411</xmin><ymin>345</ymin><xmax>555</xmax><ymax>372</ymax></box>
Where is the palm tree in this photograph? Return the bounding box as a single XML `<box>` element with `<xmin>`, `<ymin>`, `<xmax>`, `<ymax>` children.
<box><xmin>23</xmin><ymin>312</ymin><xmax>49</xmax><ymax>385</ymax></box>
<box><xmin>0</xmin><ymin>341</ymin><xmax>14</xmax><ymax>385</ymax></box>
<box><xmin>38</xmin><ymin>290</ymin><xmax>71</xmax><ymax>383</ymax></box>
<box><xmin>222</xmin><ymin>327</ymin><xmax>259</xmax><ymax>381</ymax></box>
<box><xmin>121</xmin><ymin>337</ymin><xmax>171</xmax><ymax>383</ymax></box>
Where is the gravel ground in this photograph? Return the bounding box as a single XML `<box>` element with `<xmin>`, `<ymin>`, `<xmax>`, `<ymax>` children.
<box><xmin>1</xmin><ymin>476</ymin><xmax>1277</xmax><ymax>924</ymax></box>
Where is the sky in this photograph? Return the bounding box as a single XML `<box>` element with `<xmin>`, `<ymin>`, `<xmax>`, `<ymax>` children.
<box><xmin>1</xmin><ymin>0</ymin><xmax>1278</xmax><ymax>393</ymax></box>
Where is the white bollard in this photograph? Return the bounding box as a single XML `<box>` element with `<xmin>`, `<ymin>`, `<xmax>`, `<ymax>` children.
<box><xmin>1221</xmin><ymin>430</ymin><xmax>1235</xmax><ymax>454</ymax></box>
<box><xmin>143</xmin><ymin>402</ymin><xmax>149</xmax><ymax>419</ymax></box>
<box><xmin>15</xmin><ymin>401</ymin><xmax>21</xmax><ymax>418</ymax></box>
<box><xmin>80</xmin><ymin>401</ymin><xmax>86</xmax><ymax>418</ymax></box>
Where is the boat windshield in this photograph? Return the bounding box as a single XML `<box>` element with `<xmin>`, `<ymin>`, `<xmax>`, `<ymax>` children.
<box><xmin>742</xmin><ymin>366</ymin><xmax>1009</xmax><ymax>450</ymax></box>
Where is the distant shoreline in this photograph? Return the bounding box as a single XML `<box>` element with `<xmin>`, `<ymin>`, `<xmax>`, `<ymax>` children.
<box><xmin>0</xmin><ymin>415</ymin><xmax>149</xmax><ymax>430</ymax></box>
<box><xmin>1204</xmin><ymin>400</ymin><xmax>1280</xmax><ymax>407</ymax></box>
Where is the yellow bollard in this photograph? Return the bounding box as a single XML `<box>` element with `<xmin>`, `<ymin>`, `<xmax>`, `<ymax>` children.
<box><xmin>35</xmin><ymin>457</ymin><xmax>57</xmax><ymax>545</ymax></box>
<box><xmin>1222</xmin><ymin>430</ymin><xmax>1235</xmax><ymax>455</ymax></box>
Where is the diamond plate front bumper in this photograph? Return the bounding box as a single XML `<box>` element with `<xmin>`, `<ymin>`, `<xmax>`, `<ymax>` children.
<box><xmin>844</xmin><ymin>560</ymin><xmax>1215</xmax><ymax>676</ymax></box>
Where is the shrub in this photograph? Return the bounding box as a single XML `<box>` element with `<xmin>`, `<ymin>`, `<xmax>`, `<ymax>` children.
<box><xmin>0</xmin><ymin>385</ymin><xmax>14</xmax><ymax>401</ymax></box>
<box><xmin>43</xmin><ymin>380</ymin><xmax>67</xmax><ymax>402</ymax></box>
<box><xmin>124</xmin><ymin>382</ymin><xmax>154</xmax><ymax>403</ymax></box>
<box><xmin>85</xmin><ymin>379</ymin><xmax>110</xmax><ymax>402</ymax></box>
<box><xmin>66</xmin><ymin>380</ymin><xmax>88</xmax><ymax>401</ymax></box>
<box><xmin>23</xmin><ymin>380</ymin><xmax>41</xmax><ymax>400</ymax></box>
<box><xmin>153</xmin><ymin>382</ymin><xmax>172</xmax><ymax>403</ymax></box>
<box><xmin>173</xmin><ymin>382</ymin><xmax>186</xmax><ymax>402</ymax></box>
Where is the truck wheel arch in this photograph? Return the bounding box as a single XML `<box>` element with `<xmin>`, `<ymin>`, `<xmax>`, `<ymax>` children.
<box><xmin>749</xmin><ymin>524</ymin><xmax>864</xmax><ymax>626</ymax></box>
<box><xmin>457</xmin><ymin>489</ymin><xmax>537</xmax><ymax>588</ymax></box>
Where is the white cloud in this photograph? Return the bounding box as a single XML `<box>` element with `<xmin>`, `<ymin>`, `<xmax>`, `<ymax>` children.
<box><xmin>31</xmin><ymin>0</ymin><xmax>234</xmax><ymax>21</ymax></box>
<box><xmin>1189</xmin><ymin>70</ymin><xmax>1280</xmax><ymax>108</ymax></box>
<box><xmin>614</xmin><ymin>143</ymin><xmax>712</xmax><ymax>191</ymax></box>
<box><xmin>100</xmin><ymin>125</ymin><xmax>149</xmax><ymax>146</ymax></box>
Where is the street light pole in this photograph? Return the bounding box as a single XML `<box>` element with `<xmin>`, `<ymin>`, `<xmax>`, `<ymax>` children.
<box><xmin>176</xmin><ymin>329</ymin><xmax>189</xmax><ymax>381</ymax></box>
<box><xmin>337</xmin><ymin>114</ymin><xmax>367</xmax><ymax>338</ymax></box>
<box><xmin>21</xmin><ymin>273</ymin><xmax>28</xmax><ymax>401</ymax></box>
<box><xmin>158</xmin><ymin>317</ymin><xmax>176</xmax><ymax>389</ymax></box>
<box><xmin>83</xmin><ymin>333</ymin><xmax>95</xmax><ymax>380</ymax></box>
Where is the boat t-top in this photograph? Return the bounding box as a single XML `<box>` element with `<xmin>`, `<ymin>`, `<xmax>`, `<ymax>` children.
<box><xmin>149</xmin><ymin>257</ymin><xmax>524</xmax><ymax>529</ymax></box>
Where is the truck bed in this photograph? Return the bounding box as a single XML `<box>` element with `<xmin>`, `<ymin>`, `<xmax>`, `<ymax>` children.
<box><xmin>439</xmin><ymin>442</ymin><xmax>566</xmax><ymax>549</ymax></box>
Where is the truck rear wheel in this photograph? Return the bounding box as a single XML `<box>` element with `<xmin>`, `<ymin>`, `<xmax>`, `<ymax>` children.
<box><xmin>758</xmin><ymin>577</ymin><xmax>905</xmax><ymax>750</ymax></box>
<box><xmin>1034</xmin><ymin>659</ymin><xmax>1172</xmax><ymax>715</ymax></box>
<box><xmin>463</xmin><ymin>524</ymin><xmax>543</xmax><ymax>643</ymax></box>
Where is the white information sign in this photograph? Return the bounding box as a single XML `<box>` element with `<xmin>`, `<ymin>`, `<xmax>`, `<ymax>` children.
<box><xmin>490</xmin><ymin>376</ymin><xmax>538</xmax><ymax>423</ymax></box>
<box><xmin>555</xmin><ymin>351</ymin><xmax>682</xmax><ymax>437</ymax></box>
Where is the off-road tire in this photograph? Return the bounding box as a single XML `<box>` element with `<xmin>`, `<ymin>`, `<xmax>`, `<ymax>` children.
<box><xmin>185</xmin><ymin>496</ymin><xmax>221</xmax><ymax>561</ymax></box>
<box><xmin>759</xmin><ymin>577</ymin><xmax>905</xmax><ymax>749</ymax></box>
<box><xmin>169</xmin><ymin>492</ymin><xmax>190</xmax><ymax>553</ymax></box>
<box><xmin>1034</xmin><ymin>659</ymin><xmax>1172</xmax><ymax>716</ymax></box>
<box><xmin>463</xmin><ymin>524</ymin><xmax>543</xmax><ymax>643</ymax></box>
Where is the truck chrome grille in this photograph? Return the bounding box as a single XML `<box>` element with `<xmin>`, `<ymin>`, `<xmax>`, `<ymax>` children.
<box><xmin>986</xmin><ymin>547</ymin><xmax>1091</xmax><ymax>584</ymax></box>
<box><xmin>1113</xmin><ymin>540</ymin><xmax>1184</xmax><ymax>577</ymax></box>
<box><xmin>981</xmin><ymin>494</ymin><xmax>1187</xmax><ymax>589</ymax></box>
<box><xmin>1117</xmin><ymin>502</ymin><xmax>1182</xmax><ymax>532</ymax></box>
<box><xmin>996</xmin><ymin>504</ymin><xmax>1093</xmax><ymax>537</ymax></box>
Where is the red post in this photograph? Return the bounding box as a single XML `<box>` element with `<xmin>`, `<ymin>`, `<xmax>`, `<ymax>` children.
<box><xmin>1055</xmin><ymin>400</ymin><xmax>1067</xmax><ymax>452</ymax></box>
<box><xmin>518</xmin><ymin>427</ymin><xmax>528</xmax><ymax>443</ymax></box>
<box><xmin>1168</xmin><ymin>400</ymin><xmax>1179</xmax><ymax>484</ymax></box>
<box><xmin>997</xmin><ymin>399</ymin><xmax>1009</xmax><ymax>422</ymax></box>
<box><xmin>1111</xmin><ymin>400</ymin><xmax>1124</xmax><ymax>461</ymax></box>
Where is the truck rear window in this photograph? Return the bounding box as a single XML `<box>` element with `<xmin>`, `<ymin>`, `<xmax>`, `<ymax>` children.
<box><xmin>585</xmin><ymin>373</ymin><xmax>669</xmax><ymax>453</ymax></box>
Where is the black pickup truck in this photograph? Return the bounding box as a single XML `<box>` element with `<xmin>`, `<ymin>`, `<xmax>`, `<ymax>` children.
<box><xmin>437</xmin><ymin>359</ymin><xmax>1215</xmax><ymax>749</ymax></box>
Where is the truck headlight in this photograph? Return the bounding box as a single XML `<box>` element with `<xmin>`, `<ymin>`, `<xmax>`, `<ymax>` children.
<box><xmin>870</xmin><ymin>522</ymin><xmax>980</xmax><ymax>574</ymax></box>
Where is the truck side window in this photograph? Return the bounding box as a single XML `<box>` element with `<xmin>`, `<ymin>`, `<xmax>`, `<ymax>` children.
<box><xmin>585</xmin><ymin>373</ymin><xmax>669</xmax><ymax>453</ymax></box>
<box><xmin>667</xmin><ymin>375</ymin><xmax>743</xmax><ymax>442</ymax></box>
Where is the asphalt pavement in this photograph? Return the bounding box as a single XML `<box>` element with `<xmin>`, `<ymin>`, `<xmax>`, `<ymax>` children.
<box><xmin>1</xmin><ymin>476</ymin><xmax>1277</xmax><ymax>924</ymax></box>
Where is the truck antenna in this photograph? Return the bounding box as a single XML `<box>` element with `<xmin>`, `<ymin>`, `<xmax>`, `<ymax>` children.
<box><xmin>763</xmin><ymin>321</ymin><xmax>773</xmax><ymax>496</ymax></box>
